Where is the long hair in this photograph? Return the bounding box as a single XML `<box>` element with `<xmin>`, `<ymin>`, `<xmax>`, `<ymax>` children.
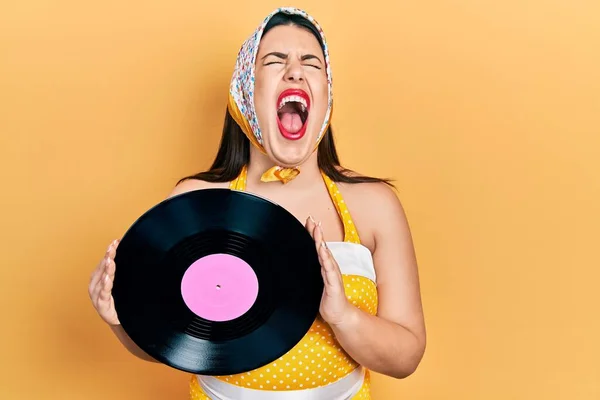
<box><xmin>178</xmin><ymin>13</ymin><xmax>393</xmax><ymax>187</ymax></box>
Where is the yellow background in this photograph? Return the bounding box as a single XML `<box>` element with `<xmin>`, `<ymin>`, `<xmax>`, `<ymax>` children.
<box><xmin>1</xmin><ymin>0</ymin><xmax>599</xmax><ymax>399</ymax></box>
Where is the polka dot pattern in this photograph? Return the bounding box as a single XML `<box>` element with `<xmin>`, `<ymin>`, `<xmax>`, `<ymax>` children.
<box><xmin>229</xmin><ymin>166</ymin><xmax>248</xmax><ymax>191</ymax></box>
<box><xmin>189</xmin><ymin>377</ymin><xmax>210</xmax><ymax>400</ymax></box>
<box><xmin>189</xmin><ymin>370</ymin><xmax>372</xmax><ymax>399</ymax></box>
<box><xmin>186</xmin><ymin>169</ymin><xmax>378</xmax><ymax>399</ymax></box>
<box><xmin>202</xmin><ymin>275</ymin><xmax>376</xmax><ymax>391</ymax></box>
<box><xmin>321</xmin><ymin>173</ymin><xmax>361</xmax><ymax>244</ymax></box>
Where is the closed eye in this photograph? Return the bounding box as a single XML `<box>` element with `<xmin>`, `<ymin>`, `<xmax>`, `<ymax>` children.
<box><xmin>261</xmin><ymin>52</ymin><xmax>323</xmax><ymax>69</ymax></box>
<box><xmin>301</xmin><ymin>54</ymin><xmax>323</xmax><ymax>69</ymax></box>
<box><xmin>262</xmin><ymin>52</ymin><xmax>287</xmax><ymax>66</ymax></box>
<box><xmin>304</xmin><ymin>64</ymin><xmax>321</xmax><ymax>70</ymax></box>
<box><xmin>264</xmin><ymin>61</ymin><xmax>320</xmax><ymax>69</ymax></box>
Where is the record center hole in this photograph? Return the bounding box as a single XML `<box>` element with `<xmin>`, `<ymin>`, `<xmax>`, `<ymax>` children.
<box><xmin>216</xmin><ymin>284</ymin><xmax>221</xmax><ymax>290</ymax></box>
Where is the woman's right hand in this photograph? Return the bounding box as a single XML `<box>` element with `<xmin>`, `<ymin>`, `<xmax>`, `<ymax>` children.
<box><xmin>89</xmin><ymin>239</ymin><xmax>120</xmax><ymax>326</ymax></box>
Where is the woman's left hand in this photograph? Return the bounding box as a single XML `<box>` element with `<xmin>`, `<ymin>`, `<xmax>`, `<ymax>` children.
<box><xmin>306</xmin><ymin>216</ymin><xmax>353</xmax><ymax>327</ymax></box>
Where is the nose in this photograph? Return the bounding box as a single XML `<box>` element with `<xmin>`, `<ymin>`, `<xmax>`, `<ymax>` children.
<box><xmin>283</xmin><ymin>61</ymin><xmax>304</xmax><ymax>82</ymax></box>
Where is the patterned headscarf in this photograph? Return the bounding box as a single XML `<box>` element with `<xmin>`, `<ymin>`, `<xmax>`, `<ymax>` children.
<box><xmin>227</xmin><ymin>7</ymin><xmax>333</xmax><ymax>184</ymax></box>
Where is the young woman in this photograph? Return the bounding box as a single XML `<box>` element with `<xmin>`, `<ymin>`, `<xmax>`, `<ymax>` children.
<box><xmin>89</xmin><ymin>7</ymin><xmax>426</xmax><ymax>399</ymax></box>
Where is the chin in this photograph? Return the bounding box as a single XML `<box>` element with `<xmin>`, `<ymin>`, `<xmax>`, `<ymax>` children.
<box><xmin>267</xmin><ymin>140</ymin><xmax>313</xmax><ymax>167</ymax></box>
<box><xmin>264</xmin><ymin>124</ymin><xmax>317</xmax><ymax>167</ymax></box>
<box><xmin>270</xmin><ymin>152</ymin><xmax>308</xmax><ymax>168</ymax></box>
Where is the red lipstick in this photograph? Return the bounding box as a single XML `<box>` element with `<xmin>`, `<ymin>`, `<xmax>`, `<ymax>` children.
<box><xmin>277</xmin><ymin>89</ymin><xmax>311</xmax><ymax>111</ymax></box>
<box><xmin>276</xmin><ymin>89</ymin><xmax>310</xmax><ymax>141</ymax></box>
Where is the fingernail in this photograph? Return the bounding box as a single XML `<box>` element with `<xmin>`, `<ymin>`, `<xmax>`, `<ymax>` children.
<box><xmin>309</xmin><ymin>215</ymin><xmax>316</xmax><ymax>224</ymax></box>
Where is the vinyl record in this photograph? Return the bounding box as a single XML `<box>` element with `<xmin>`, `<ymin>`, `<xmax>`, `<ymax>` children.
<box><xmin>112</xmin><ymin>188</ymin><xmax>323</xmax><ymax>376</ymax></box>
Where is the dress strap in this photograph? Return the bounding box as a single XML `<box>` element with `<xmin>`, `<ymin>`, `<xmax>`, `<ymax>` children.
<box><xmin>229</xmin><ymin>165</ymin><xmax>248</xmax><ymax>191</ymax></box>
<box><xmin>321</xmin><ymin>172</ymin><xmax>361</xmax><ymax>244</ymax></box>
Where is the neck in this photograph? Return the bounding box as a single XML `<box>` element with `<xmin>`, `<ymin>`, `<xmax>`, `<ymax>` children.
<box><xmin>246</xmin><ymin>146</ymin><xmax>322</xmax><ymax>189</ymax></box>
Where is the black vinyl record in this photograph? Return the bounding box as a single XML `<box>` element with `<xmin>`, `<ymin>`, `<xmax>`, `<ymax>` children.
<box><xmin>112</xmin><ymin>188</ymin><xmax>323</xmax><ymax>375</ymax></box>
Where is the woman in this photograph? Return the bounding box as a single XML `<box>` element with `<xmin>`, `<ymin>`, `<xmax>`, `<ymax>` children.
<box><xmin>88</xmin><ymin>7</ymin><xmax>426</xmax><ymax>399</ymax></box>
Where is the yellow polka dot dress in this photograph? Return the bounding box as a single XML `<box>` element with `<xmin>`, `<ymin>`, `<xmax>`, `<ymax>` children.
<box><xmin>189</xmin><ymin>167</ymin><xmax>378</xmax><ymax>399</ymax></box>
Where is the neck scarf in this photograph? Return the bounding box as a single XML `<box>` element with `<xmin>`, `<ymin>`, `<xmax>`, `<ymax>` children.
<box><xmin>227</xmin><ymin>7</ymin><xmax>333</xmax><ymax>184</ymax></box>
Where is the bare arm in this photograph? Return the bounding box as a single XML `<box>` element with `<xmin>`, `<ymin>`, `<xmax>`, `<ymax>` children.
<box><xmin>330</xmin><ymin>183</ymin><xmax>426</xmax><ymax>378</ymax></box>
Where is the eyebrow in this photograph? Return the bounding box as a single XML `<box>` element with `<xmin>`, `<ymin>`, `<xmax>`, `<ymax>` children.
<box><xmin>301</xmin><ymin>54</ymin><xmax>322</xmax><ymax>63</ymax></box>
<box><xmin>261</xmin><ymin>52</ymin><xmax>323</xmax><ymax>64</ymax></box>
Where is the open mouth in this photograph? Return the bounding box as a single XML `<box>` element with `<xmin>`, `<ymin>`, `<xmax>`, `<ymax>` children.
<box><xmin>276</xmin><ymin>89</ymin><xmax>310</xmax><ymax>140</ymax></box>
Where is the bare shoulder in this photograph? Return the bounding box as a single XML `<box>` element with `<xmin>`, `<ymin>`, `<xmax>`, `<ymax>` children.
<box><xmin>338</xmin><ymin>178</ymin><xmax>405</xmax><ymax>220</ymax></box>
<box><xmin>166</xmin><ymin>178</ymin><xmax>230</xmax><ymax>199</ymax></box>
<box><xmin>335</xmin><ymin>171</ymin><xmax>409</xmax><ymax>251</ymax></box>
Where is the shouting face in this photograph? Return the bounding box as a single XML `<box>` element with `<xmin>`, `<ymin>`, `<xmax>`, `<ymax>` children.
<box><xmin>253</xmin><ymin>24</ymin><xmax>329</xmax><ymax>168</ymax></box>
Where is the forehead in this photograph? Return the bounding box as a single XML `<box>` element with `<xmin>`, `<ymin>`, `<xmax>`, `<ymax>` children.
<box><xmin>257</xmin><ymin>24</ymin><xmax>323</xmax><ymax>54</ymax></box>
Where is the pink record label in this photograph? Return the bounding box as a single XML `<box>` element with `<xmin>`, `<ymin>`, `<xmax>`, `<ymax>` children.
<box><xmin>180</xmin><ymin>253</ymin><xmax>259</xmax><ymax>322</ymax></box>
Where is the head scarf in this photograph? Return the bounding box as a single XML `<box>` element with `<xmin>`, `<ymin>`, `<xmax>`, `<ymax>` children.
<box><xmin>227</xmin><ymin>7</ymin><xmax>333</xmax><ymax>184</ymax></box>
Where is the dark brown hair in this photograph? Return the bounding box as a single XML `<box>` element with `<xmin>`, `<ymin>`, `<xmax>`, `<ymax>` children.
<box><xmin>178</xmin><ymin>13</ymin><xmax>393</xmax><ymax>187</ymax></box>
